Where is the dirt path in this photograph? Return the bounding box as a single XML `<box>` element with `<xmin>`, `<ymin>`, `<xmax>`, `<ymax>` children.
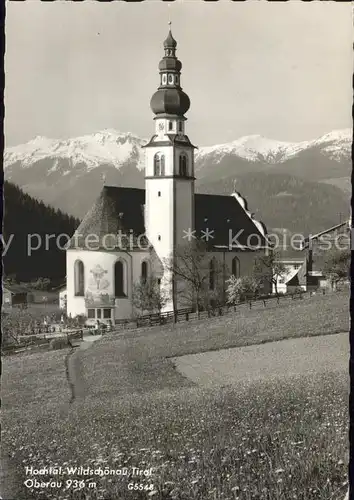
<box><xmin>65</xmin><ymin>335</ymin><xmax>102</xmax><ymax>402</ymax></box>
<box><xmin>172</xmin><ymin>332</ymin><xmax>349</xmax><ymax>387</ymax></box>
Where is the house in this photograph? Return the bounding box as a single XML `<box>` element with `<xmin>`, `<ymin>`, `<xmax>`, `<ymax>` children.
<box><xmin>65</xmin><ymin>28</ymin><xmax>271</xmax><ymax>325</ymax></box>
<box><xmin>304</xmin><ymin>220</ymin><xmax>350</xmax><ymax>290</ymax></box>
<box><xmin>2</xmin><ymin>284</ymin><xmax>29</xmax><ymax>308</ymax></box>
<box><xmin>274</xmin><ymin>219</ymin><xmax>350</xmax><ymax>293</ymax></box>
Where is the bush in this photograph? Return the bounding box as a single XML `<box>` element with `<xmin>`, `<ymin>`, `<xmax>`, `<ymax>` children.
<box><xmin>49</xmin><ymin>337</ymin><xmax>69</xmax><ymax>350</ymax></box>
<box><xmin>226</xmin><ymin>275</ymin><xmax>262</xmax><ymax>304</ymax></box>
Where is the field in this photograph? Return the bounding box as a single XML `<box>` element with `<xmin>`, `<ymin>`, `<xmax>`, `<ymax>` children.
<box><xmin>1</xmin><ymin>291</ymin><xmax>349</xmax><ymax>500</ymax></box>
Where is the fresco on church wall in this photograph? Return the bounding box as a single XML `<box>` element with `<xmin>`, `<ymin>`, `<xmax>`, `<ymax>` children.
<box><xmin>88</xmin><ymin>264</ymin><xmax>110</xmax><ymax>292</ymax></box>
<box><xmin>84</xmin><ymin>264</ymin><xmax>115</xmax><ymax>306</ymax></box>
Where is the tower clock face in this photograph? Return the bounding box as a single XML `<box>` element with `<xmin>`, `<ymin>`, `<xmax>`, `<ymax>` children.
<box><xmin>158</xmin><ymin>123</ymin><xmax>164</xmax><ymax>131</ymax></box>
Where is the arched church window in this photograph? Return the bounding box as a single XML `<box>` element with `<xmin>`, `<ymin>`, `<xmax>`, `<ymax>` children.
<box><xmin>141</xmin><ymin>261</ymin><xmax>148</xmax><ymax>283</ymax></box>
<box><xmin>114</xmin><ymin>261</ymin><xmax>126</xmax><ymax>297</ymax></box>
<box><xmin>162</xmin><ymin>74</ymin><xmax>167</xmax><ymax>85</ymax></box>
<box><xmin>168</xmin><ymin>121</ymin><xmax>173</xmax><ymax>131</ymax></box>
<box><xmin>231</xmin><ymin>256</ymin><xmax>240</xmax><ymax>278</ymax></box>
<box><xmin>175</xmin><ymin>75</ymin><xmax>179</xmax><ymax>85</ymax></box>
<box><xmin>209</xmin><ymin>258</ymin><xmax>215</xmax><ymax>291</ymax></box>
<box><xmin>168</xmin><ymin>74</ymin><xmax>174</xmax><ymax>84</ymax></box>
<box><xmin>160</xmin><ymin>155</ymin><xmax>165</xmax><ymax>175</ymax></box>
<box><xmin>154</xmin><ymin>154</ymin><xmax>160</xmax><ymax>176</ymax></box>
<box><xmin>179</xmin><ymin>154</ymin><xmax>188</xmax><ymax>177</ymax></box>
<box><xmin>154</xmin><ymin>153</ymin><xmax>164</xmax><ymax>176</ymax></box>
<box><xmin>178</xmin><ymin>122</ymin><xmax>183</xmax><ymax>133</ymax></box>
<box><xmin>74</xmin><ymin>260</ymin><xmax>85</xmax><ymax>296</ymax></box>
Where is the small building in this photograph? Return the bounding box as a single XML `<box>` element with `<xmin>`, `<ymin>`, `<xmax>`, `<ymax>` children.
<box><xmin>275</xmin><ymin>219</ymin><xmax>350</xmax><ymax>293</ymax></box>
<box><xmin>274</xmin><ymin>244</ymin><xmax>308</xmax><ymax>294</ymax></box>
<box><xmin>2</xmin><ymin>284</ymin><xmax>29</xmax><ymax>308</ymax></box>
<box><xmin>304</xmin><ymin>220</ymin><xmax>350</xmax><ymax>290</ymax></box>
<box><xmin>274</xmin><ymin>258</ymin><xmax>307</xmax><ymax>294</ymax></box>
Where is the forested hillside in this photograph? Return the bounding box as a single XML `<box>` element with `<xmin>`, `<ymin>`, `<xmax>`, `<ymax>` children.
<box><xmin>2</xmin><ymin>181</ymin><xmax>79</xmax><ymax>282</ymax></box>
<box><xmin>196</xmin><ymin>172</ymin><xmax>349</xmax><ymax>234</ymax></box>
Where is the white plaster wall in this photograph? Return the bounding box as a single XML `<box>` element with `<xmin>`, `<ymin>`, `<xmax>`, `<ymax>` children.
<box><xmin>174</xmin><ymin>181</ymin><xmax>194</xmax><ymax>246</ymax></box>
<box><xmin>154</xmin><ymin>118</ymin><xmax>185</xmax><ymax>137</ymax></box>
<box><xmin>145</xmin><ymin>142</ymin><xmax>195</xmax><ymax>311</ymax></box>
<box><xmin>67</xmin><ymin>249</ymin><xmax>152</xmax><ymax>321</ymax></box>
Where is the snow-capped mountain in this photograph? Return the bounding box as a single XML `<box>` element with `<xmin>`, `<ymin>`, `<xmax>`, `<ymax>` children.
<box><xmin>4</xmin><ymin>128</ymin><xmax>351</xmax><ymax>172</ymax></box>
<box><xmin>5</xmin><ymin>130</ymin><xmax>147</xmax><ymax>172</ymax></box>
<box><xmin>195</xmin><ymin>128</ymin><xmax>352</xmax><ymax>165</ymax></box>
<box><xmin>4</xmin><ymin>128</ymin><xmax>351</xmax><ymax>233</ymax></box>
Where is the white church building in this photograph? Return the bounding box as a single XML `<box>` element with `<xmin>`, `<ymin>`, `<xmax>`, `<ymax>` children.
<box><xmin>65</xmin><ymin>28</ymin><xmax>270</xmax><ymax>324</ymax></box>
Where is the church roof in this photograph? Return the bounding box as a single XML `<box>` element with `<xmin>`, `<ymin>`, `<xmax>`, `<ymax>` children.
<box><xmin>143</xmin><ymin>134</ymin><xmax>197</xmax><ymax>149</ymax></box>
<box><xmin>150</xmin><ymin>88</ymin><xmax>190</xmax><ymax>117</ymax></box>
<box><xmin>67</xmin><ymin>187</ymin><xmax>147</xmax><ymax>250</ymax></box>
<box><xmin>164</xmin><ymin>29</ymin><xmax>177</xmax><ymax>49</ymax></box>
<box><xmin>68</xmin><ymin>186</ymin><xmax>268</xmax><ymax>251</ymax></box>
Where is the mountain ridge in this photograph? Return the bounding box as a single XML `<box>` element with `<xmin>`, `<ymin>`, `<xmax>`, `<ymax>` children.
<box><xmin>4</xmin><ymin>128</ymin><xmax>351</xmax><ymax>234</ymax></box>
<box><xmin>5</xmin><ymin>128</ymin><xmax>351</xmax><ymax>169</ymax></box>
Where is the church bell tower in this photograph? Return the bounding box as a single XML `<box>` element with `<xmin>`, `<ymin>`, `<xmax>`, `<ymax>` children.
<box><xmin>143</xmin><ymin>25</ymin><xmax>196</xmax><ymax>310</ymax></box>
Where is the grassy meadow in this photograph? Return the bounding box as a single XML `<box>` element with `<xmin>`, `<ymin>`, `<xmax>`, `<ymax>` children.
<box><xmin>1</xmin><ymin>290</ymin><xmax>349</xmax><ymax>500</ymax></box>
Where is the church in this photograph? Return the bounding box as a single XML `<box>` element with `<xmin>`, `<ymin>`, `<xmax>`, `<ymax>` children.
<box><xmin>65</xmin><ymin>28</ymin><xmax>270</xmax><ymax>324</ymax></box>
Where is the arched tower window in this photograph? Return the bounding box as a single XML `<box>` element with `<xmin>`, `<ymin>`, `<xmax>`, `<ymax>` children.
<box><xmin>179</xmin><ymin>154</ymin><xmax>188</xmax><ymax>177</ymax></box>
<box><xmin>141</xmin><ymin>261</ymin><xmax>148</xmax><ymax>283</ymax></box>
<box><xmin>74</xmin><ymin>260</ymin><xmax>85</xmax><ymax>296</ymax></box>
<box><xmin>154</xmin><ymin>153</ymin><xmax>165</xmax><ymax>176</ymax></box>
<box><xmin>114</xmin><ymin>261</ymin><xmax>126</xmax><ymax>297</ymax></box>
<box><xmin>160</xmin><ymin>155</ymin><xmax>165</xmax><ymax>175</ymax></box>
<box><xmin>232</xmin><ymin>257</ymin><xmax>240</xmax><ymax>278</ymax></box>
<box><xmin>209</xmin><ymin>258</ymin><xmax>215</xmax><ymax>291</ymax></box>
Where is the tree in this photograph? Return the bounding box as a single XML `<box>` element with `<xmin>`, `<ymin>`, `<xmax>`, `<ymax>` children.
<box><xmin>226</xmin><ymin>275</ymin><xmax>262</xmax><ymax>305</ymax></box>
<box><xmin>253</xmin><ymin>251</ymin><xmax>286</xmax><ymax>297</ymax></box>
<box><xmin>132</xmin><ymin>276</ymin><xmax>168</xmax><ymax>316</ymax></box>
<box><xmin>163</xmin><ymin>240</ymin><xmax>225</xmax><ymax>316</ymax></box>
<box><xmin>2</xmin><ymin>309</ymin><xmax>44</xmax><ymax>346</ymax></box>
<box><xmin>323</xmin><ymin>248</ymin><xmax>350</xmax><ymax>291</ymax></box>
<box><xmin>29</xmin><ymin>278</ymin><xmax>51</xmax><ymax>290</ymax></box>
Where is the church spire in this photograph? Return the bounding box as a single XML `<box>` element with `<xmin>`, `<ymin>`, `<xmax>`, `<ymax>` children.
<box><xmin>163</xmin><ymin>22</ymin><xmax>177</xmax><ymax>56</ymax></box>
<box><xmin>150</xmin><ymin>27</ymin><xmax>190</xmax><ymax>118</ymax></box>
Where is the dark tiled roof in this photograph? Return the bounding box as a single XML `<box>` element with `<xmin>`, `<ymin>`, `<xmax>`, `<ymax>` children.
<box><xmin>68</xmin><ymin>186</ymin><xmax>267</xmax><ymax>250</ymax></box>
<box><xmin>143</xmin><ymin>134</ymin><xmax>197</xmax><ymax>149</ymax></box>
<box><xmin>304</xmin><ymin>220</ymin><xmax>349</xmax><ymax>245</ymax></box>
<box><xmin>68</xmin><ymin>187</ymin><xmax>147</xmax><ymax>250</ymax></box>
<box><xmin>194</xmin><ymin>193</ymin><xmax>267</xmax><ymax>249</ymax></box>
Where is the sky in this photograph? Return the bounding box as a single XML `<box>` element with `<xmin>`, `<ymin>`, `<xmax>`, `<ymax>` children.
<box><xmin>5</xmin><ymin>1</ymin><xmax>353</xmax><ymax>147</ymax></box>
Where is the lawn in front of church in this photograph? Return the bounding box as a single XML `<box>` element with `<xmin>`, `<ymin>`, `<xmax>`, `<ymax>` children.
<box><xmin>2</xmin><ymin>290</ymin><xmax>349</xmax><ymax>499</ymax></box>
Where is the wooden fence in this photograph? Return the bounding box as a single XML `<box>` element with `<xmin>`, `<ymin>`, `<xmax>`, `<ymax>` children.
<box><xmin>112</xmin><ymin>288</ymin><xmax>324</xmax><ymax>332</ymax></box>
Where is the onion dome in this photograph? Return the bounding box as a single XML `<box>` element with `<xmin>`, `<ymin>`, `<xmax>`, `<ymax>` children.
<box><xmin>158</xmin><ymin>57</ymin><xmax>182</xmax><ymax>72</ymax></box>
<box><xmin>164</xmin><ymin>30</ymin><xmax>177</xmax><ymax>49</ymax></box>
<box><xmin>150</xmin><ymin>88</ymin><xmax>190</xmax><ymax>116</ymax></box>
<box><xmin>150</xmin><ymin>26</ymin><xmax>190</xmax><ymax>118</ymax></box>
